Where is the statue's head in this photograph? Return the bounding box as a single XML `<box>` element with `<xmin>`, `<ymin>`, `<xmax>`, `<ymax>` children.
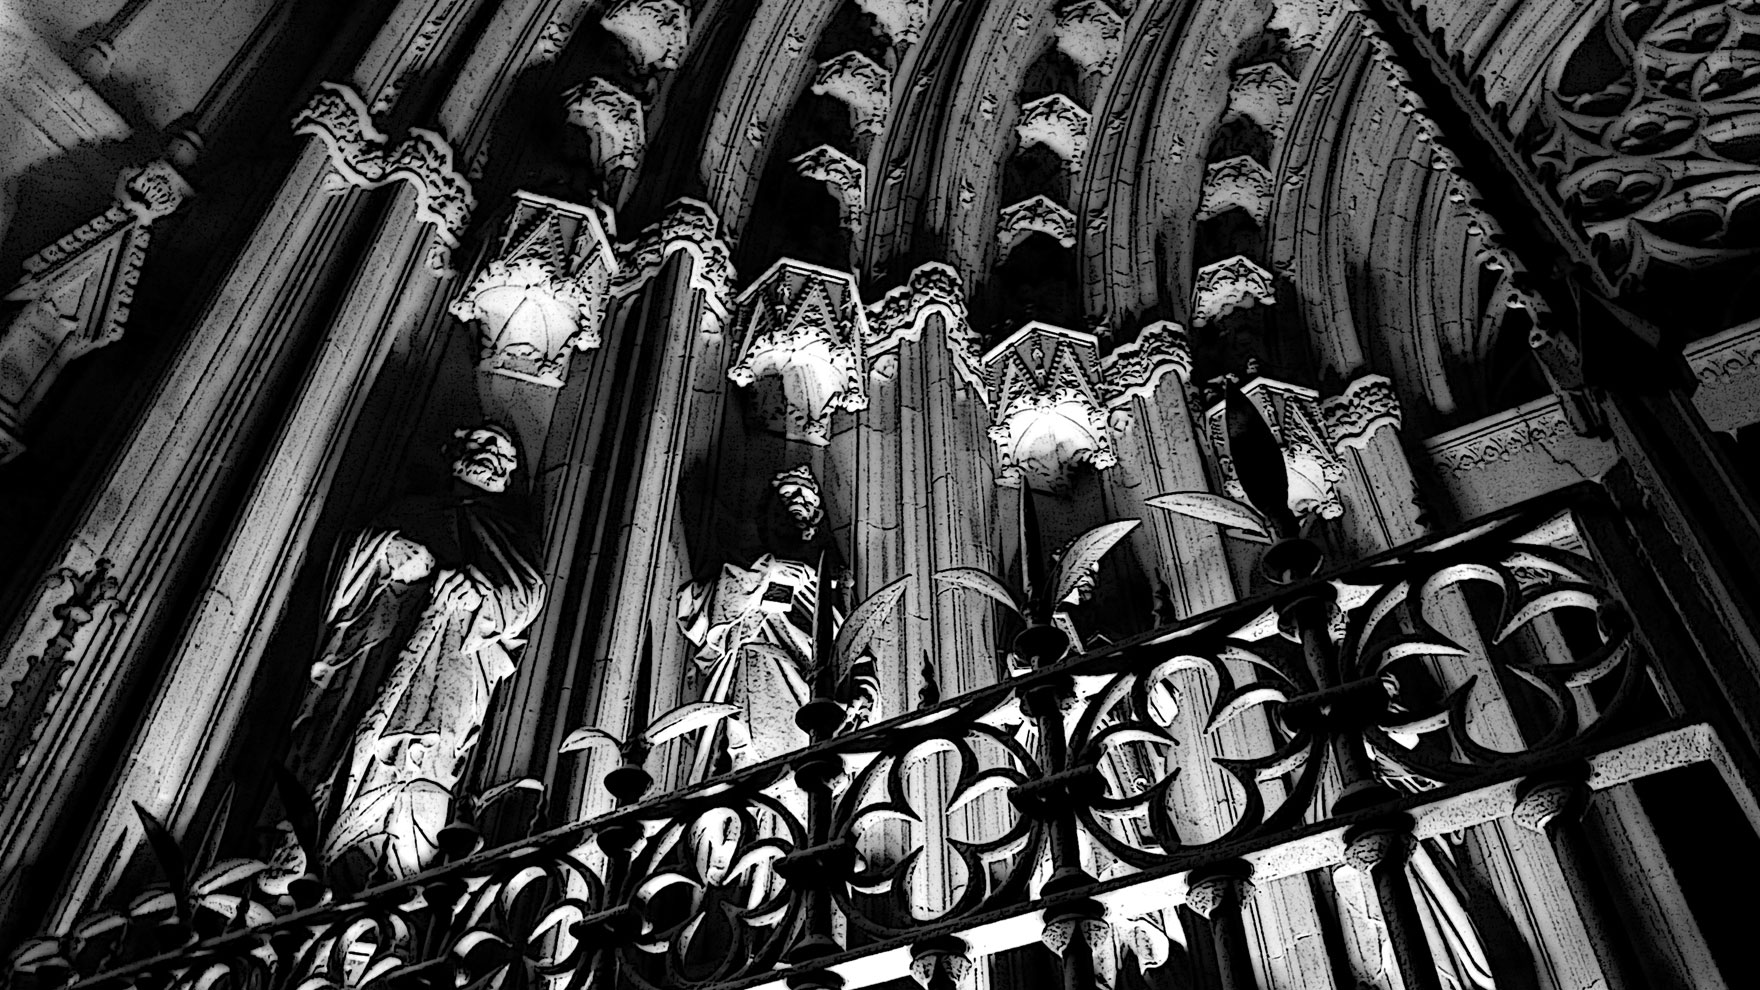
<box><xmin>448</xmin><ymin>423</ymin><xmax>519</xmax><ymax>493</ymax></box>
<box><xmin>771</xmin><ymin>466</ymin><xmax>824</xmax><ymax>542</ymax></box>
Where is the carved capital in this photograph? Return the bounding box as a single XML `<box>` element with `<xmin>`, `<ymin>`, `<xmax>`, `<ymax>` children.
<box><xmin>448</xmin><ymin>192</ymin><xmax>619</xmax><ymax>387</ymax></box>
<box><xmin>791</xmin><ymin>145</ymin><xmax>867</xmax><ymax>233</ymax></box>
<box><xmin>611</xmin><ymin>198</ymin><xmax>735</xmax><ymax>318</ymax></box>
<box><xmin>0</xmin><ymin>159</ymin><xmax>192</xmax><ymax>461</ymax></box>
<box><xmin>1101</xmin><ymin>321</ymin><xmax>1192</xmax><ymax>406</ymax></box>
<box><xmin>601</xmin><ymin>0</ymin><xmax>689</xmax><ymax>72</ymax></box>
<box><xmin>1197</xmin><ymin>155</ymin><xmax>1273</xmax><ymax>225</ymax></box>
<box><xmin>1183</xmin><ymin>866</ymin><xmax>1256</xmax><ymax>919</ymax></box>
<box><xmin>564</xmin><ymin>78</ymin><xmax>645</xmax><ymax>176</ymax></box>
<box><xmin>982</xmin><ymin>323</ymin><xmax>1117</xmax><ymax>492</ymax></box>
<box><xmin>728</xmin><ymin>259</ymin><xmax>870</xmax><ymax>445</ymax></box>
<box><xmin>1055</xmin><ymin>0</ymin><xmax>1125</xmax><ymax>77</ymax></box>
<box><xmin>1203</xmin><ymin>377</ymin><xmax>1346</xmax><ymax>523</ymax></box>
<box><xmin>864</xmin><ymin>262</ymin><xmax>986</xmax><ymax>399</ymax></box>
<box><xmin>811</xmin><ymin>52</ymin><xmax>892</xmax><ymax>137</ymax></box>
<box><xmin>292</xmin><ymin>82</ymin><xmax>475</xmax><ymax>275</ymax></box>
<box><xmin>997</xmin><ymin>195</ymin><xmax>1077</xmax><ymax>254</ymax></box>
<box><xmin>1016</xmin><ymin>94</ymin><xmax>1091</xmax><ymax>171</ymax></box>
<box><xmin>1193</xmin><ymin>255</ymin><xmax>1276</xmax><ymax>328</ymax></box>
<box><xmin>1321</xmin><ymin>374</ymin><xmax>1403</xmax><ymax>449</ymax></box>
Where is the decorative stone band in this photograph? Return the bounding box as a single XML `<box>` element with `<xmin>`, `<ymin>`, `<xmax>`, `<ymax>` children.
<box><xmin>1321</xmin><ymin>373</ymin><xmax>1402</xmax><ymax>450</ymax></box>
<box><xmin>727</xmin><ymin>258</ymin><xmax>870</xmax><ymax>446</ymax></box>
<box><xmin>864</xmin><ymin>262</ymin><xmax>987</xmax><ymax>400</ymax></box>
<box><xmin>1099</xmin><ymin>321</ymin><xmax>1192</xmax><ymax>407</ymax></box>
<box><xmin>600</xmin><ymin>0</ymin><xmax>690</xmax><ymax>72</ymax></box>
<box><xmin>0</xmin><ymin>159</ymin><xmax>193</xmax><ymax>462</ymax></box>
<box><xmin>1685</xmin><ymin>317</ymin><xmax>1760</xmax><ymax>434</ymax></box>
<box><xmin>1193</xmin><ymin>255</ymin><xmax>1276</xmax><ymax>328</ymax></box>
<box><xmin>292</xmin><ymin>82</ymin><xmax>475</xmax><ymax>276</ymax></box>
<box><xmin>1418</xmin><ymin>395</ymin><xmax>1618</xmax><ymax>518</ymax></box>
<box><xmin>448</xmin><ymin>191</ymin><xmax>620</xmax><ymax>387</ymax></box>
<box><xmin>609</xmin><ymin>198</ymin><xmax>735</xmax><ymax>320</ymax></box>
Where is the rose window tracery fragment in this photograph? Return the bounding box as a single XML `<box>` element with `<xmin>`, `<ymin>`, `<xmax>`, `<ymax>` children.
<box><xmin>727</xmin><ymin>259</ymin><xmax>871</xmax><ymax>445</ymax></box>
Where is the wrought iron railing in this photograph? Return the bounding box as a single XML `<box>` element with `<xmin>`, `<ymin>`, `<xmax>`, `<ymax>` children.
<box><xmin>7</xmin><ymin>481</ymin><xmax>1748</xmax><ymax>990</ymax></box>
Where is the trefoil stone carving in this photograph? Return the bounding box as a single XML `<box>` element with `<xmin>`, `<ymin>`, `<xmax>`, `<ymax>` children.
<box><xmin>563</xmin><ymin>78</ymin><xmax>645</xmax><ymax>178</ymax></box>
<box><xmin>811</xmin><ymin>52</ymin><xmax>893</xmax><ymax>137</ymax></box>
<box><xmin>1055</xmin><ymin>0</ymin><xmax>1125</xmax><ymax>78</ymax></box>
<box><xmin>0</xmin><ymin>160</ymin><xmax>191</xmax><ymax>463</ymax></box>
<box><xmin>448</xmin><ymin>191</ymin><xmax>619</xmax><ymax>388</ymax></box>
<box><xmin>1201</xmin><ymin>377</ymin><xmax>1346</xmax><ymax>524</ymax></box>
<box><xmin>600</xmin><ymin>0</ymin><xmax>690</xmax><ymax>72</ymax></box>
<box><xmin>791</xmin><ymin>145</ymin><xmax>867</xmax><ymax>234</ymax></box>
<box><xmin>997</xmin><ymin>195</ymin><xmax>1078</xmax><ymax>254</ymax></box>
<box><xmin>727</xmin><ymin>258</ymin><xmax>871</xmax><ymax>446</ymax></box>
<box><xmin>1193</xmin><ymin>255</ymin><xmax>1277</xmax><ymax>328</ymax></box>
<box><xmin>1016</xmin><ymin>94</ymin><xmax>1091</xmax><ymax>172</ymax></box>
<box><xmin>981</xmin><ymin>322</ymin><xmax>1117</xmax><ymax>493</ymax></box>
<box><xmin>292</xmin><ymin>82</ymin><xmax>475</xmax><ymax>276</ymax></box>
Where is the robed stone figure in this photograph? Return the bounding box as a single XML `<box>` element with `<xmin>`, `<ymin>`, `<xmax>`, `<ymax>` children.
<box><xmin>281</xmin><ymin>423</ymin><xmax>545</xmax><ymax>883</ymax></box>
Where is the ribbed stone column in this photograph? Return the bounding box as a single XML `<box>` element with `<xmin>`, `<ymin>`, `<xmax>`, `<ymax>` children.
<box><xmin>31</xmin><ymin>0</ymin><xmax>589</xmax><ymax>928</ymax></box>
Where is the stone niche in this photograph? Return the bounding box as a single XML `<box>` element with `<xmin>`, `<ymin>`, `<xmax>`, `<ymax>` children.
<box><xmin>727</xmin><ymin>258</ymin><xmax>871</xmax><ymax>446</ymax></box>
<box><xmin>981</xmin><ymin>322</ymin><xmax>1117</xmax><ymax>493</ymax></box>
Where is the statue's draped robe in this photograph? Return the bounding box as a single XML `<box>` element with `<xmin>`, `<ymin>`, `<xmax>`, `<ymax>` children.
<box><xmin>287</xmin><ymin>492</ymin><xmax>544</xmax><ymax>879</ymax></box>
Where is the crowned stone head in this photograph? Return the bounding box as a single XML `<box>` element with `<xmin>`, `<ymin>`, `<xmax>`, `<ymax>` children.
<box><xmin>771</xmin><ymin>465</ymin><xmax>825</xmax><ymax>542</ymax></box>
<box><xmin>448</xmin><ymin>423</ymin><xmax>520</xmax><ymax>493</ymax></box>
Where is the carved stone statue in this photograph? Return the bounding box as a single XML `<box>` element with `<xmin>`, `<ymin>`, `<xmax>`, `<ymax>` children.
<box><xmin>282</xmin><ymin>423</ymin><xmax>545</xmax><ymax>883</ymax></box>
<box><xmin>675</xmin><ymin>467</ymin><xmax>874</xmax><ymax>778</ymax></box>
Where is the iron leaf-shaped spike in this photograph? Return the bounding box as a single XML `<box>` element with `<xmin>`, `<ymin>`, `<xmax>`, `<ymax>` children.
<box><xmin>1224</xmin><ymin>386</ymin><xmax>1296</xmax><ymax>538</ymax></box>
<box><xmin>271</xmin><ymin>764</ymin><xmax>322</xmax><ymax>868</ymax></box>
<box><xmin>643</xmin><ymin>702</ymin><xmax>742</xmax><ymax>746</ymax></box>
<box><xmin>835</xmin><ymin>574</ymin><xmax>912</xmax><ymax>665</ymax></box>
<box><xmin>1206</xmin><ymin>683</ymin><xmax>1290</xmax><ymax>734</ymax></box>
<box><xmin>1145</xmin><ymin>492</ymin><xmax>1273</xmax><ymax>540</ymax></box>
<box><xmin>558</xmin><ymin>726</ymin><xmax>624</xmax><ymax>756</ymax></box>
<box><xmin>1017</xmin><ymin>488</ymin><xmax>1049</xmax><ymax>621</ymax></box>
<box><xmin>1050</xmin><ymin>519</ymin><xmax>1141</xmax><ymax>607</ymax></box>
<box><xmin>629</xmin><ymin>633</ymin><xmax>655</xmax><ymax>742</ymax></box>
<box><xmin>131</xmin><ymin>802</ymin><xmax>189</xmax><ymax>919</ymax></box>
<box><xmin>932</xmin><ymin>567</ymin><xmax>1023</xmax><ymax>616</ymax></box>
<box><xmin>475</xmin><ymin>777</ymin><xmax>543</xmax><ymax>810</ymax></box>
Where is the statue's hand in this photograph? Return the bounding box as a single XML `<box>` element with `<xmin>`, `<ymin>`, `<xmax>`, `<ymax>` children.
<box><xmin>383</xmin><ymin>534</ymin><xmax>435</xmax><ymax>583</ymax></box>
<box><xmin>436</xmin><ymin>570</ymin><xmax>486</xmax><ymax>613</ymax></box>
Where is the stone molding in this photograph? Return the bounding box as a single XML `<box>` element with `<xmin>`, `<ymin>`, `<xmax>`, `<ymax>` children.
<box><xmin>610</xmin><ymin>198</ymin><xmax>735</xmax><ymax>318</ymax></box>
<box><xmin>727</xmin><ymin>258</ymin><xmax>870</xmax><ymax>445</ymax></box>
<box><xmin>0</xmin><ymin>160</ymin><xmax>192</xmax><ymax>462</ymax></box>
<box><xmin>563</xmin><ymin>78</ymin><xmax>645</xmax><ymax>176</ymax></box>
<box><xmin>292</xmin><ymin>82</ymin><xmax>474</xmax><ymax>275</ymax></box>
<box><xmin>448</xmin><ymin>191</ymin><xmax>620</xmax><ymax>387</ymax></box>
<box><xmin>1424</xmin><ymin>399</ymin><xmax>1579</xmax><ymax>479</ymax></box>
<box><xmin>1193</xmin><ymin>255</ymin><xmax>1276</xmax><ymax>328</ymax></box>
<box><xmin>981</xmin><ymin>322</ymin><xmax>1117</xmax><ymax>492</ymax></box>
<box><xmin>1101</xmin><ymin>321</ymin><xmax>1192</xmax><ymax>406</ymax></box>
<box><xmin>1321</xmin><ymin>374</ymin><xmax>1402</xmax><ymax>450</ymax></box>
<box><xmin>601</xmin><ymin>0</ymin><xmax>690</xmax><ymax>72</ymax></box>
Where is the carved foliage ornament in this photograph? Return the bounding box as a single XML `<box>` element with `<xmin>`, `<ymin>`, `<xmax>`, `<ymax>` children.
<box><xmin>1321</xmin><ymin>374</ymin><xmax>1403</xmax><ymax>450</ymax></box>
<box><xmin>728</xmin><ymin>259</ymin><xmax>871</xmax><ymax>445</ymax></box>
<box><xmin>563</xmin><ymin>78</ymin><xmax>645</xmax><ymax>176</ymax></box>
<box><xmin>1202</xmin><ymin>377</ymin><xmax>1346</xmax><ymax>523</ymax></box>
<box><xmin>982</xmin><ymin>323</ymin><xmax>1117</xmax><ymax>492</ymax></box>
<box><xmin>611</xmin><ymin>198</ymin><xmax>735</xmax><ymax>319</ymax></box>
<box><xmin>0</xmin><ymin>161</ymin><xmax>191</xmax><ymax>462</ymax></box>
<box><xmin>812</xmin><ymin>52</ymin><xmax>893</xmax><ymax>137</ymax></box>
<box><xmin>1528</xmin><ymin>0</ymin><xmax>1760</xmax><ymax>284</ymax></box>
<box><xmin>864</xmin><ymin>262</ymin><xmax>987</xmax><ymax>399</ymax></box>
<box><xmin>1100</xmin><ymin>321</ymin><xmax>1193</xmax><ymax>405</ymax></box>
<box><xmin>1055</xmin><ymin>0</ymin><xmax>1126</xmax><ymax>77</ymax></box>
<box><xmin>293</xmin><ymin>82</ymin><xmax>475</xmax><ymax>275</ymax></box>
<box><xmin>998</xmin><ymin>195</ymin><xmax>1078</xmax><ymax>254</ymax></box>
<box><xmin>791</xmin><ymin>145</ymin><xmax>867</xmax><ymax>233</ymax></box>
<box><xmin>449</xmin><ymin>192</ymin><xmax>619</xmax><ymax>387</ymax></box>
<box><xmin>1016</xmin><ymin>94</ymin><xmax>1092</xmax><ymax>171</ymax></box>
<box><xmin>1193</xmin><ymin>255</ymin><xmax>1277</xmax><ymax>328</ymax></box>
<box><xmin>601</xmin><ymin>0</ymin><xmax>690</xmax><ymax>72</ymax></box>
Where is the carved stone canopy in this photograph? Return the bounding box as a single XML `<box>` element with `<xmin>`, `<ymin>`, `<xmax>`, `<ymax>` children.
<box><xmin>1100</xmin><ymin>321</ymin><xmax>1193</xmax><ymax>406</ymax></box>
<box><xmin>997</xmin><ymin>195</ymin><xmax>1079</xmax><ymax>255</ymax></box>
<box><xmin>449</xmin><ymin>191</ymin><xmax>619</xmax><ymax>388</ymax></box>
<box><xmin>1196</xmin><ymin>156</ymin><xmax>1274</xmax><ymax>226</ymax></box>
<box><xmin>1016</xmin><ymin>94</ymin><xmax>1092</xmax><ymax>171</ymax></box>
<box><xmin>1193</xmin><ymin>255</ymin><xmax>1277</xmax><ymax>328</ymax></box>
<box><xmin>609</xmin><ymin>198</ymin><xmax>736</xmax><ymax>320</ymax></box>
<box><xmin>1201</xmin><ymin>377</ymin><xmax>1346</xmax><ymax>525</ymax></box>
<box><xmin>563</xmin><ymin>78</ymin><xmax>645</xmax><ymax>177</ymax></box>
<box><xmin>791</xmin><ymin>144</ymin><xmax>867</xmax><ymax>233</ymax></box>
<box><xmin>854</xmin><ymin>0</ymin><xmax>928</xmax><ymax>47</ymax></box>
<box><xmin>1055</xmin><ymin>0</ymin><xmax>1126</xmax><ymax>77</ymax></box>
<box><xmin>728</xmin><ymin>258</ymin><xmax>871</xmax><ymax>446</ymax></box>
<box><xmin>981</xmin><ymin>322</ymin><xmax>1118</xmax><ymax>493</ymax></box>
<box><xmin>811</xmin><ymin>51</ymin><xmax>893</xmax><ymax>137</ymax></box>
<box><xmin>601</xmin><ymin>0</ymin><xmax>690</xmax><ymax>72</ymax></box>
<box><xmin>1225</xmin><ymin>62</ymin><xmax>1297</xmax><ymax>143</ymax></box>
<box><xmin>863</xmin><ymin>261</ymin><xmax>988</xmax><ymax>400</ymax></box>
